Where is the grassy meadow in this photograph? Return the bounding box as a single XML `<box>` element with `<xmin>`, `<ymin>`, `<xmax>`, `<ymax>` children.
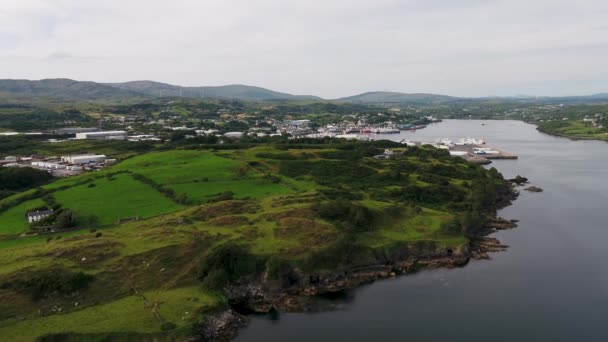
<box><xmin>53</xmin><ymin>173</ymin><xmax>185</xmax><ymax>225</ymax></box>
<box><xmin>0</xmin><ymin>198</ymin><xmax>47</xmax><ymax>235</ymax></box>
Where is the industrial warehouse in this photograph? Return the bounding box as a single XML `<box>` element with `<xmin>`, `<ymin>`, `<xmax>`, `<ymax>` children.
<box><xmin>2</xmin><ymin>154</ymin><xmax>116</xmax><ymax>177</ymax></box>
<box><xmin>75</xmin><ymin>131</ymin><xmax>128</xmax><ymax>140</ymax></box>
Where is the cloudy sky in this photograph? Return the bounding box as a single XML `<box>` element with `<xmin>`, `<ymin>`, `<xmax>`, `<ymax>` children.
<box><xmin>1</xmin><ymin>0</ymin><xmax>607</xmax><ymax>98</ymax></box>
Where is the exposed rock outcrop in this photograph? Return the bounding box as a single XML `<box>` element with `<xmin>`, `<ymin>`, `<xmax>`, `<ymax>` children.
<box><xmin>509</xmin><ymin>175</ymin><xmax>529</xmax><ymax>185</ymax></box>
<box><xmin>190</xmin><ymin>309</ymin><xmax>248</xmax><ymax>342</ymax></box>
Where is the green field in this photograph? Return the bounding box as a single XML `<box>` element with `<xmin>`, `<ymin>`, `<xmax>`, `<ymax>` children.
<box><xmin>0</xmin><ymin>198</ymin><xmax>47</xmax><ymax>235</ymax></box>
<box><xmin>53</xmin><ymin>173</ymin><xmax>184</xmax><ymax>225</ymax></box>
<box><xmin>115</xmin><ymin>150</ymin><xmax>243</xmax><ymax>184</ymax></box>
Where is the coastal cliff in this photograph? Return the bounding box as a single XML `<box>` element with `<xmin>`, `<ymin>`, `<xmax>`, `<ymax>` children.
<box><xmin>195</xmin><ymin>183</ymin><xmax>519</xmax><ymax>341</ymax></box>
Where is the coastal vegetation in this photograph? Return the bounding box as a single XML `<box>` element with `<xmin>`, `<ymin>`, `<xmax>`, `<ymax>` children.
<box><xmin>537</xmin><ymin>119</ymin><xmax>608</xmax><ymax>141</ymax></box>
<box><xmin>0</xmin><ymin>139</ymin><xmax>513</xmax><ymax>340</ymax></box>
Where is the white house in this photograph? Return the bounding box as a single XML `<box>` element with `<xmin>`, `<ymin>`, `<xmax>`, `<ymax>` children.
<box><xmin>27</xmin><ymin>209</ymin><xmax>53</xmax><ymax>223</ymax></box>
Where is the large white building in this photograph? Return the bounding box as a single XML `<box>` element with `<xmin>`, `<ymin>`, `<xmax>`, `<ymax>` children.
<box><xmin>31</xmin><ymin>161</ymin><xmax>66</xmax><ymax>169</ymax></box>
<box><xmin>61</xmin><ymin>154</ymin><xmax>107</xmax><ymax>165</ymax></box>
<box><xmin>75</xmin><ymin>131</ymin><xmax>127</xmax><ymax>140</ymax></box>
<box><xmin>224</xmin><ymin>132</ymin><xmax>244</xmax><ymax>139</ymax></box>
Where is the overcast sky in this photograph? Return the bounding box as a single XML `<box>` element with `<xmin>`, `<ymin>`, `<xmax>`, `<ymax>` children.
<box><xmin>1</xmin><ymin>0</ymin><xmax>607</xmax><ymax>98</ymax></box>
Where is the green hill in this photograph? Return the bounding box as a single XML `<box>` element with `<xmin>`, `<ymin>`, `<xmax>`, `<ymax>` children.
<box><xmin>339</xmin><ymin>91</ymin><xmax>459</xmax><ymax>104</ymax></box>
<box><xmin>0</xmin><ymin>79</ymin><xmax>144</xmax><ymax>101</ymax></box>
<box><xmin>106</xmin><ymin>80</ymin><xmax>322</xmax><ymax>101</ymax></box>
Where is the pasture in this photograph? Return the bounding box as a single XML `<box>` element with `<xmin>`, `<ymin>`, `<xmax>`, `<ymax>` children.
<box><xmin>53</xmin><ymin>173</ymin><xmax>184</xmax><ymax>225</ymax></box>
<box><xmin>115</xmin><ymin>150</ymin><xmax>242</xmax><ymax>184</ymax></box>
<box><xmin>0</xmin><ymin>198</ymin><xmax>47</xmax><ymax>235</ymax></box>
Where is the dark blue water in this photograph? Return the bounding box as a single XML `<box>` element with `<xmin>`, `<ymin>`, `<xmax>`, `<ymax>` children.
<box><xmin>237</xmin><ymin>120</ymin><xmax>608</xmax><ymax>342</ymax></box>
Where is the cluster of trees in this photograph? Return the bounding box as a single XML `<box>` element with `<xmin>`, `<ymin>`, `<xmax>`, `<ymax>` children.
<box><xmin>130</xmin><ymin>172</ymin><xmax>191</xmax><ymax>205</ymax></box>
<box><xmin>30</xmin><ymin>209</ymin><xmax>80</xmax><ymax>230</ymax></box>
<box><xmin>0</xmin><ymin>108</ymin><xmax>92</xmax><ymax>130</ymax></box>
<box><xmin>198</xmin><ymin>242</ymin><xmax>263</xmax><ymax>290</ymax></box>
<box><xmin>0</xmin><ymin>135</ymin><xmax>155</xmax><ymax>158</ymax></box>
<box><xmin>316</xmin><ymin>200</ymin><xmax>374</xmax><ymax>231</ymax></box>
<box><xmin>0</xmin><ymin>167</ymin><xmax>53</xmax><ymax>200</ymax></box>
<box><xmin>279</xmin><ymin>159</ymin><xmax>376</xmax><ymax>184</ymax></box>
<box><xmin>1</xmin><ymin>270</ymin><xmax>93</xmax><ymax>300</ymax></box>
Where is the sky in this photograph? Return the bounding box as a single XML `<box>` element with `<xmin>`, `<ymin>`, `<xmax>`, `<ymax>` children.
<box><xmin>1</xmin><ymin>0</ymin><xmax>608</xmax><ymax>98</ymax></box>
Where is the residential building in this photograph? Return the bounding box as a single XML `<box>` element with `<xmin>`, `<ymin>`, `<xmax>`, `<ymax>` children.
<box><xmin>27</xmin><ymin>209</ymin><xmax>53</xmax><ymax>223</ymax></box>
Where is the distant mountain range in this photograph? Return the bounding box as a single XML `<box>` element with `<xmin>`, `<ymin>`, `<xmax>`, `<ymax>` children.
<box><xmin>0</xmin><ymin>78</ymin><xmax>607</xmax><ymax>104</ymax></box>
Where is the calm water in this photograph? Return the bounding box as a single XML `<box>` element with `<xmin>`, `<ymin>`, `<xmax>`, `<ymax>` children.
<box><xmin>237</xmin><ymin>120</ymin><xmax>608</xmax><ymax>342</ymax></box>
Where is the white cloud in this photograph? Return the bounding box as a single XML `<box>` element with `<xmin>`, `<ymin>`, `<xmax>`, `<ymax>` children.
<box><xmin>0</xmin><ymin>0</ymin><xmax>607</xmax><ymax>97</ymax></box>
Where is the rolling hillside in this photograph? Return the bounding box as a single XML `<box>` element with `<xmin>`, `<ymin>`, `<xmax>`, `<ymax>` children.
<box><xmin>339</xmin><ymin>91</ymin><xmax>458</xmax><ymax>104</ymax></box>
<box><xmin>106</xmin><ymin>81</ymin><xmax>322</xmax><ymax>101</ymax></box>
<box><xmin>0</xmin><ymin>141</ymin><xmax>512</xmax><ymax>340</ymax></box>
<box><xmin>0</xmin><ymin>79</ymin><xmax>143</xmax><ymax>101</ymax></box>
<box><xmin>0</xmin><ymin>79</ymin><xmax>322</xmax><ymax>101</ymax></box>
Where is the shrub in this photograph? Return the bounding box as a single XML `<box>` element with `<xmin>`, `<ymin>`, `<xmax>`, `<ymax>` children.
<box><xmin>160</xmin><ymin>322</ymin><xmax>177</xmax><ymax>331</ymax></box>
<box><xmin>200</xmin><ymin>269</ymin><xmax>229</xmax><ymax>290</ymax></box>
<box><xmin>198</xmin><ymin>243</ymin><xmax>263</xmax><ymax>288</ymax></box>
<box><xmin>55</xmin><ymin>210</ymin><xmax>77</xmax><ymax>229</ymax></box>
<box><xmin>317</xmin><ymin>200</ymin><xmax>375</xmax><ymax>230</ymax></box>
<box><xmin>215</xmin><ymin>191</ymin><xmax>234</xmax><ymax>202</ymax></box>
<box><xmin>2</xmin><ymin>271</ymin><xmax>94</xmax><ymax>300</ymax></box>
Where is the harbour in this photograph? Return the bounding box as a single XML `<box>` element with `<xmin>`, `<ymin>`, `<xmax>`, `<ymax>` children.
<box><xmin>400</xmin><ymin>137</ymin><xmax>519</xmax><ymax>164</ymax></box>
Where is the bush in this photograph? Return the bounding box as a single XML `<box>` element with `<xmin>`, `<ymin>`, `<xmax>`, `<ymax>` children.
<box><xmin>214</xmin><ymin>191</ymin><xmax>234</xmax><ymax>202</ymax></box>
<box><xmin>198</xmin><ymin>243</ymin><xmax>263</xmax><ymax>288</ymax></box>
<box><xmin>440</xmin><ymin>218</ymin><xmax>461</xmax><ymax>235</ymax></box>
<box><xmin>317</xmin><ymin>200</ymin><xmax>375</xmax><ymax>230</ymax></box>
<box><xmin>160</xmin><ymin>322</ymin><xmax>177</xmax><ymax>331</ymax></box>
<box><xmin>55</xmin><ymin>210</ymin><xmax>77</xmax><ymax>229</ymax></box>
<box><xmin>200</xmin><ymin>269</ymin><xmax>229</xmax><ymax>290</ymax></box>
<box><xmin>2</xmin><ymin>271</ymin><xmax>94</xmax><ymax>300</ymax></box>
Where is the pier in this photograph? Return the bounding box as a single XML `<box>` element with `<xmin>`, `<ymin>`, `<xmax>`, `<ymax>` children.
<box><xmin>450</xmin><ymin>144</ymin><xmax>518</xmax><ymax>164</ymax></box>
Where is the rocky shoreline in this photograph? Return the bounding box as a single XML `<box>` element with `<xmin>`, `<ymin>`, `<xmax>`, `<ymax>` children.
<box><xmin>194</xmin><ymin>183</ymin><xmax>521</xmax><ymax>341</ymax></box>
